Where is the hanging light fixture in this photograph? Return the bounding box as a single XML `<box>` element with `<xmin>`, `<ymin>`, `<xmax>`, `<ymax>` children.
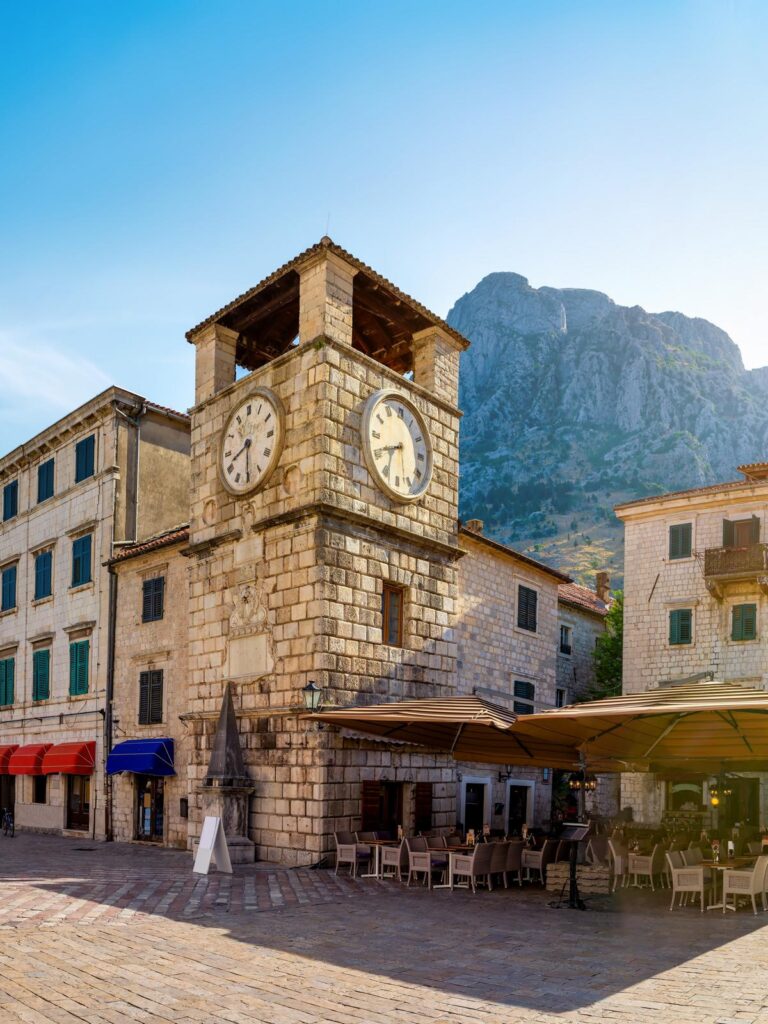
<box><xmin>301</xmin><ymin>680</ymin><xmax>323</xmax><ymax>712</ymax></box>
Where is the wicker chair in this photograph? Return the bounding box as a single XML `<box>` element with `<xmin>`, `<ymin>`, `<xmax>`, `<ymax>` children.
<box><xmin>488</xmin><ymin>841</ymin><xmax>510</xmax><ymax>891</ymax></box>
<box><xmin>608</xmin><ymin>839</ymin><xmax>628</xmax><ymax>891</ymax></box>
<box><xmin>522</xmin><ymin>838</ymin><xmax>558</xmax><ymax>885</ymax></box>
<box><xmin>722</xmin><ymin>855</ymin><xmax>768</xmax><ymax>914</ymax></box>
<box><xmin>449</xmin><ymin>841</ymin><xmax>495</xmax><ymax>893</ymax></box>
<box><xmin>446</xmin><ymin>834</ymin><xmax>463</xmax><ymax>848</ymax></box>
<box><xmin>628</xmin><ymin>843</ymin><xmax>668</xmax><ymax>890</ymax></box>
<box><xmin>505</xmin><ymin>839</ymin><xmax>524</xmax><ymax>887</ymax></box>
<box><xmin>334</xmin><ymin>831</ymin><xmax>371</xmax><ymax>878</ymax></box>
<box><xmin>667</xmin><ymin>850</ymin><xmax>709</xmax><ymax>912</ymax></box>
<box><xmin>406</xmin><ymin>836</ymin><xmax>433</xmax><ymax>888</ymax></box>
<box><xmin>381</xmin><ymin>840</ymin><xmax>409</xmax><ymax>882</ymax></box>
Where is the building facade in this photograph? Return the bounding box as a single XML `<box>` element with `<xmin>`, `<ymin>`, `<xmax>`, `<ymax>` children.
<box><xmin>0</xmin><ymin>389</ymin><xmax>189</xmax><ymax>837</ymax></box>
<box><xmin>616</xmin><ymin>462</ymin><xmax>768</xmax><ymax>828</ymax></box>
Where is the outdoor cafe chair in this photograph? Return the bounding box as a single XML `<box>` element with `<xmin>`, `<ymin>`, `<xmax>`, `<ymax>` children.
<box><xmin>747</xmin><ymin>841</ymin><xmax>763</xmax><ymax>856</ymax></box>
<box><xmin>381</xmin><ymin>839</ymin><xmax>409</xmax><ymax>882</ymax></box>
<box><xmin>666</xmin><ymin>851</ymin><xmax>710</xmax><ymax>912</ymax></box>
<box><xmin>722</xmin><ymin>855</ymin><xmax>768</xmax><ymax>915</ymax></box>
<box><xmin>522</xmin><ymin>838</ymin><xmax>558</xmax><ymax>885</ymax></box>
<box><xmin>681</xmin><ymin>847</ymin><xmax>703</xmax><ymax>866</ymax></box>
<box><xmin>446</xmin><ymin>834</ymin><xmax>463</xmax><ymax>848</ymax></box>
<box><xmin>426</xmin><ymin>835</ymin><xmax>447</xmax><ymax>849</ymax></box>
<box><xmin>586</xmin><ymin>836</ymin><xmax>609</xmax><ymax>866</ymax></box>
<box><xmin>449</xmin><ymin>841</ymin><xmax>494</xmax><ymax>893</ymax></box>
<box><xmin>628</xmin><ymin>843</ymin><xmax>668</xmax><ymax>890</ymax></box>
<box><xmin>505</xmin><ymin>839</ymin><xmax>524</xmax><ymax>887</ymax></box>
<box><xmin>489</xmin><ymin>840</ymin><xmax>510</xmax><ymax>889</ymax></box>
<box><xmin>608</xmin><ymin>839</ymin><xmax>628</xmax><ymax>891</ymax></box>
<box><xmin>406</xmin><ymin>836</ymin><xmax>438</xmax><ymax>888</ymax></box>
<box><xmin>334</xmin><ymin>831</ymin><xmax>371</xmax><ymax>878</ymax></box>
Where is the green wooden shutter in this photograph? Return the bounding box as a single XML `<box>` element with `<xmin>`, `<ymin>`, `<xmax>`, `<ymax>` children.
<box><xmin>33</xmin><ymin>649</ymin><xmax>50</xmax><ymax>701</ymax></box>
<box><xmin>70</xmin><ymin>640</ymin><xmax>89</xmax><ymax>695</ymax></box>
<box><xmin>669</xmin><ymin>609</ymin><xmax>692</xmax><ymax>645</ymax></box>
<box><xmin>723</xmin><ymin>519</ymin><xmax>735</xmax><ymax>547</ymax></box>
<box><xmin>733</xmin><ymin>604</ymin><xmax>757</xmax><ymax>641</ymax></box>
<box><xmin>0</xmin><ymin>658</ymin><xmax>14</xmax><ymax>706</ymax></box>
<box><xmin>670</xmin><ymin>524</ymin><xmax>692</xmax><ymax>559</ymax></box>
<box><xmin>138</xmin><ymin>671</ymin><xmax>150</xmax><ymax>723</ymax></box>
<box><xmin>751</xmin><ymin>516</ymin><xmax>761</xmax><ymax>544</ymax></box>
<box><xmin>150</xmin><ymin>670</ymin><xmax>163</xmax><ymax>723</ymax></box>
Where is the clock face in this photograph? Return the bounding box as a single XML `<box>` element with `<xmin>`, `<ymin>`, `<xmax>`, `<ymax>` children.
<box><xmin>361</xmin><ymin>390</ymin><xmax>433</xmax><ymax>503</ymax></box>
<box><xmin>219</xmin><ymin>388</ymin><xmax>285</xmax><ymax>495</ymax></box>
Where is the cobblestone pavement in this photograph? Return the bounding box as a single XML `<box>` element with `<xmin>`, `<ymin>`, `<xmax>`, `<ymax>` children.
<box><xmin>3</xmin><ymin>835</ymin><xmax>768</xmax><ymax>1023</ymax></box>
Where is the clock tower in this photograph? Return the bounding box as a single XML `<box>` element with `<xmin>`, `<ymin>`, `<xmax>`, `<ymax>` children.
<box><xmin>185</xmin><ymin>238</ymin><xmax>468</xmax><ymax>864</ymax></box>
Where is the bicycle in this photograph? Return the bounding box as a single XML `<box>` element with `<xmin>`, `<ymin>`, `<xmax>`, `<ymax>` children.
<box><xmin>1</xmin><ymin>807</ymin><xmax>14</xmax><ymax>838</ymax></box>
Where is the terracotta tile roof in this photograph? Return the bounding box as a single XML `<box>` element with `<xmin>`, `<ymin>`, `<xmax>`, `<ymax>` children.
<box><xmin>558</xmin><ymin>583</ymin><xmax>608</xmax><ymax>617</ymax></box>
<box><xmin>614</xmin><ymin>476</ymin><xmax>764</xmax><ymax>513</ymax></box>
<box><xmin>145</xmin><ymin>401</ymin><xmax>190</xmax><ymax>423</ymax></box>
<box><xmin>185</xmin><ymin>236</ymin><xmax>470</xmax><ymax>350</ymax></box>
<box><xmin>738</xmin><ymin>461</ymin><xmax>768</xmax><ymax>480</ymax></box>
<box><xmin>109</xmin><ymin>525</ymin><xmax>189</xmax><ymax>564</ymax></box>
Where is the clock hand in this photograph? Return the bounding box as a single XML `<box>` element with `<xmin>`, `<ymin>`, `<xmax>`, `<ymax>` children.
<box><xmin>231</xmin><ymin>437</ymin><xmax>253</xmax><ymax>461</ymax></box>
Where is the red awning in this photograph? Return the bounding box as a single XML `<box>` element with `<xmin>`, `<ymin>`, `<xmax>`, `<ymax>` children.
<box><xmin>9</xmin><ymin>744</ymin><xmax>52</xmax><ymax>776</ymax></box>
<box><xmin>0</xmin><ymin>745</ymin><xmax>18</xmax><ymax>774</ymax></box>
<box><xmin>41</xmin><ymin>741</ymin><xmax>96</xmax><ymax>776</ymax></box>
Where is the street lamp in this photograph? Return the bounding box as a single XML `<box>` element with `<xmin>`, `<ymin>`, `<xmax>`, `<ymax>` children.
<box><xmin>301</xmin><ymin>680</ymin><xmax>323</xmax><ymax>712</ymax></box>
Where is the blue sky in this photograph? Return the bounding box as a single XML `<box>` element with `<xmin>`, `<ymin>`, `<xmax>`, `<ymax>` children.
<box><xmin>2</xmin><ymin>1</ymin><xmax>767</xmax><ymax>450</ymax></box>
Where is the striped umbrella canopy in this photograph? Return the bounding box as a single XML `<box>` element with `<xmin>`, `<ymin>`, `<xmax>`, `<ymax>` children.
<box><xmin>513</xmin><ymin>681</ymin><xmax>768</xmax><ymax>773</ymax></box>
<box><xmin>308</xmin><ymin>693</ymin><xmax>590</xmax><ymax>766</ymax></box>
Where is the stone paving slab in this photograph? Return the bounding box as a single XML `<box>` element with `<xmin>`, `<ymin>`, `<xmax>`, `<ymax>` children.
<box><xmin>2</xmin><ymin>835</ymin><xmax>768</xmax><ymax>1022</ymax></box>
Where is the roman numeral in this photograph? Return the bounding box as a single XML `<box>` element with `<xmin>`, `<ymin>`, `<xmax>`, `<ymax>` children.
<box><xmin>397</xmin><ymin>407</ymin><xmax>404</xmax><ymax>418</ymax></box>
<box><xmin>224</xmin><ymin>450</ymin><xmax>232</xmax><ymax>458</ymax></box>
<box><xmin>406</xmin><ymin>477</ymin><xmax>412</xmax><ymax>487</ymax></box>
<box><xmin>415</xmin><ymin>469</ymin><xmax>422</xmax><ymax>479</ymax></box>
<box><xmin>374</xmin><ymin>448</ymin><xmax>383</xmax><ymax>459</ymax></box>
<box><xmin>382</xmin><ymin>465</ymin><xmax>390</xmax><ymax>478</ymax></box>
<box><xmin>415</xmin><ymin>436</ymin><xmax>422</xmax><ymax>443</ymax></box>
<box><xmin>235</xmin><ymin>472</ymin><xmax>241</xmax><ymax>483</ymax></box>
<box><xmin>263</xmin><ymin>448</ymin><xmax>271</xmax><ymax>457</ymax></box>
<box><xmin>372</xmin><ymin>430</ymin><xmax>381</xmax><ymax>439</ymax></box>
<box><xmin>236</xmin><ymin>415</ymin><xmax>242</xmax><ymax>424</ymax></box>
<box><xmin>376</xmin><ymin>414</ymin><xmax>384</xmax><ymax>425</ymax></box>
<box><xmin>257</xmin><ymin>403</ymin><xmax>262</xmax><ymax>415</ymax></box>
<box><xmin>227</xmin><ymin>463</ymin><xmax>235</xmax><ymax>475</ymax></box>
<box><xmin>265</xmin><ymin>413</ymin><xmax>272</xmax><ymax>422</ymax></box>
<box><xmin>385</xmin><ymin>406</ymin><xmax>392</xmax><ymax>417</ymax></box>
<box><xmin>417</xmin><ymin>453</ymin><xmax>425</xmax><ymax>461</ymax></box>
<box><xmin>247</xmin><ymin>404</ymin><xmax>251</xmax><ymax>415</ymax></box>
<box><xmin>395</xmin><ymin>476</ymin><xmax>400</xmax><ymax>487</ymax></box>
<box><xmin>267</xmin><ymin>429</ymin><xmax>274</xmax><ymax>438</ymax></box>
<box><xmin>256</xmin><ymin>464</ymin><xmax>262</xmax><ymax>475</ymax></box>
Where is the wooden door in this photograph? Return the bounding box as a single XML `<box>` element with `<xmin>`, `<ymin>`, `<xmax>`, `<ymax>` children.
<box><xmin>66</xmin><ymin>775</ymin><xmax>90</xmax><ymax>831</ymax></box>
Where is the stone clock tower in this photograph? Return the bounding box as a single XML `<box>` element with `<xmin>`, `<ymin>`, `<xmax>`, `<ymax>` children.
<box><xmin>185</xmin><ymin>238</ymin><xmax>469</xmax><ymax>864</ymax></box>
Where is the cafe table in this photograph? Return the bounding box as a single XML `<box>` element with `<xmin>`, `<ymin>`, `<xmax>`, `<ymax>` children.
<box><xmin>360</xmin><ymin>838</ymin><xmax>400</xmax><ymax>879</ymax></box>
<box><xmin>701</xmin><ymin>856</ymin><xmax>755</xmax><ymax>911</ymax></box>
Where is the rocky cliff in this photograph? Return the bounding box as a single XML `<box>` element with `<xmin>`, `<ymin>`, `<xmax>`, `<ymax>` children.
<box><xmin>447</xmin><ymin>273</ymin><xmax>768</xmax><ymax>585</ymax></box>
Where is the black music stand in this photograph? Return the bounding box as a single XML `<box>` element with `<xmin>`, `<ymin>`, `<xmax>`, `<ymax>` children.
<box><xmin>548</xmin><ymin>823</ymin><xmax>591</xmax><ymax>911</ymax></box>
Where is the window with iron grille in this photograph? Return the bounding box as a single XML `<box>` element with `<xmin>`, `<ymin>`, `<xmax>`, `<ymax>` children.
<box><xmin>517</xmin><ymin>585</ymin><xmax>537</xmax><ymax>632</ymax></box>
<box><xmin>559</xmin><ymin>624</ymin><xmax>572</xmax><ymax>655</ymax></box>
<box><xmin>138</xmin><ymin>669</ymin><xmax>164</xmax><ymax>724</ymax></box>
<box><xmin>142</xmin><ymin>577</ymin><xmax>165</xmax><ymax>622</ymax></box>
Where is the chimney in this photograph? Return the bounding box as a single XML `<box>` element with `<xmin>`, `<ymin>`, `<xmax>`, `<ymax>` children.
<box><xmin>595</xmin><ymin>571</ymin><xmax>611</xmax><ymax>604</ymax></box>
<box><xmin>464</xmin><ymin>519</ymin><xmax>484</xmax><ymax>535</ymax></box>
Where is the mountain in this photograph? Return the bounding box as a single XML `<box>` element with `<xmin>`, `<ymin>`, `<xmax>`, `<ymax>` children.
<box><xmin>447</xmin><ymin>273</ymin><xmax>768</xmax><ymax>586</ymax></box>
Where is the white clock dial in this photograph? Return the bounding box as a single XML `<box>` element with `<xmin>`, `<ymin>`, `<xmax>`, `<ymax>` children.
<box><xmin>361</xmin><ymin>390</ymin><xmax>433</xmax><ymax>503</ymax></box>
<box><xmin>219</xmin><ymin>388</ymin><xmax>284</xmax><ymax>495</ymax></box>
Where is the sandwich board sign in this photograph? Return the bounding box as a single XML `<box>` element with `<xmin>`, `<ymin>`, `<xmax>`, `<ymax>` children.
<box><xmin>193</xmin><ymin>816</ymin><xmax>233</xmax><ymax>875</ymax></box>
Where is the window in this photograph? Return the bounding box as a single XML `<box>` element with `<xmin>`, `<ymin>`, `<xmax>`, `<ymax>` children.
<box><xmin>34</xmin><ymin>550</ymin><xmax>53</xmax><ymax>600</ymax></box>
<box><xmin>1</xmin><ymin>564</ymin><xmax>17</xmax><ymax>612</ymax></box>
<box><xmin>382</xmin><ymin>584</ymin><xmax>404</xmax><ymax>647</ymax></box>
<box><xmin>33</xmin><ymin>775</ymin><xmax>47</xmax><ymax>804</ymax></box>
<box><xmin>555</xmin><ymin>688</ymin><xmax>566</xmax><ymax>708</ymax></box>
<box><xmin>142</xmin><ymin>577</ymin><xmax>165</xmax><ymax>622</ymax></box>
<box><xmin>559</xmin><ymin>624</ymin><xmax>572</xmax><ymax>655</ymax></box>
<box><xmin>69</xmin><ymin>639</ymin><xmax>89</xmax><ymax>695</ymax></box>
<box><xmin>2</xmin><ymin>480</ymin><xmax>18</xmax><ymax>522</ymax></box>
<box><xmin>138</xmin><ymin>669</ymin><xmax>164</xmax><ymax>724</ymax></box>
<box><xmin>32</xmin><ymin>648</ymin><xmax>50</xmax><ymax>701</ymax></box>
<box><xmin>0</xmin><ymin>657</ymin><xmax>14</xmax><ymax>706</ymax></box>
<box><xmin>732</xmin><ymin>603</ymin><xmax>757</xmax><ymax>642</ymax></box>
<box><xmin>513</xmin><ymin>680</ymin><xmax>535</xmax><ymax>715</ymax></box>
<box><xmin>37</xmin><ymin>459</ymin><xmax>54</xmax><ymax>503</ymax></box>
<box><xmin>669</xmin><ymin>608</ymin><xmax>693</xmax><ymax>645</ymax></box>
<box><xmin>71</xmin><ymin>535</ymin><xmax>92</xmax><ymax>587</ymax></box>
<box><xmin>517</xmin><ymin>585</ymin><xmax>538</xmax><ymax>632</ymax></box>
<box><xmin>75</xmin><ymin>435</ymin><xmax>95</xmax><ymax>483</ymax></box>
<box><xmin>669</xmin><ymin>523</ymin><xmax>692</xmax><ymax>560</ymax></box>
<box><xmin>723</xmin><ymin>517</ymin><xmax>759</xmax><ymax>548</ymax></box>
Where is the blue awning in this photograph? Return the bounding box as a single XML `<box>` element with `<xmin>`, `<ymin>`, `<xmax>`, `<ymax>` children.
<box><xmin>105</xmin><ymin>738</ymin><xmax>175</xmax><ymax>777</ymax></box>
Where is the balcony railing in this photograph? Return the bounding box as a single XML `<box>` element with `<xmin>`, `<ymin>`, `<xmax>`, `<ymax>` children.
<box><xmin>704</xmin><ymin>543</ymin><xmax>768</xmax><ymax>578</ymax></box>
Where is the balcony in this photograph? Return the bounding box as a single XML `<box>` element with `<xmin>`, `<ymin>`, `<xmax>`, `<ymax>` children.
<box><xmin>703</xmin><ymin>544</ymin><xmax>768</xmax><ymax>599</ymax></box>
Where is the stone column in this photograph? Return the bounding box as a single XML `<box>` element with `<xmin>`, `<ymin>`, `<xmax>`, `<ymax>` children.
<box><xmin>412</xmin><ymin>326</ymin><xmax>461</xmax><ymax>406</ymax></box>
<box><xmin>192</xmin><ymin>323</ymin><xmax>239</xmax><ymax>405</ymax></box>
<box><xmin>298</xmin><ymin>249</ymin><xmax>356</xmax><ymax>346</ymax></box>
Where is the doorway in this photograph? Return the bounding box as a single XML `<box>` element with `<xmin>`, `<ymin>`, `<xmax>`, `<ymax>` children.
<box><xmin>66</xmin><ymin>775</ymin><xmax>91</xmax><ymax>831</ymax></box>
<box><xmin>720</xmin><ymin>777</ymin><xmax>760</xmax><ymax>830</ymax></box>
<box><xmin>464</xmin><ymin>782</ymin><xmax>487</xmax><ymax>832</ymax></box>
<box><xmin>361</xmin><ymin>781</ymin><xmax>403</xmax><ymax>837</ymax></box>
<box><xmin>0</xmin><ymin>775</ymin><xmax>14</xmax><ymax>816</ymax></box>
<box><xmin>507</xmin><ymin>784</ymin><xmax>532</xmax><ymax>836</ymax></box>
<box><xmin>136</xmin><ymin>775</ymin><xmax>165</xmax><ymax>841</ymax></box>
